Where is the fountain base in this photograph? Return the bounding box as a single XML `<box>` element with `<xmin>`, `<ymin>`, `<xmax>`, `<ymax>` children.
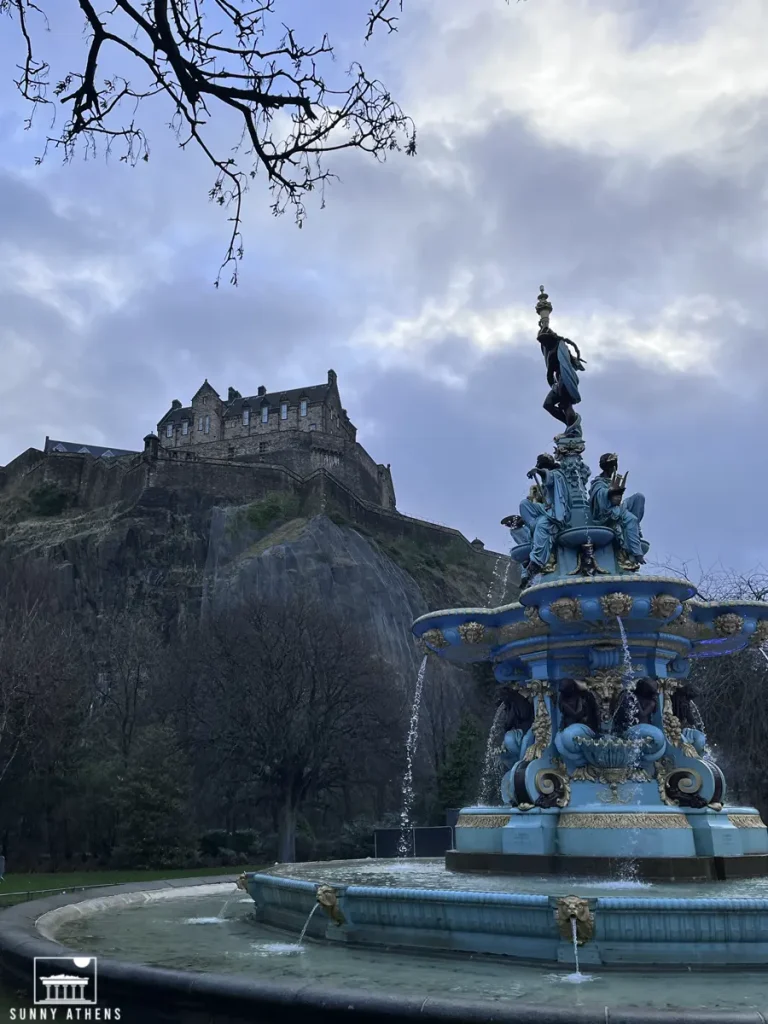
<box><xmin>445</xmin><ymin>850</ymin><xmax>768</xmax><ymax>881</ymax></box>
<box><xmin>452</xmin><ymin>804</ymin><xmax>768</xmax><ymax>872</ymax></box>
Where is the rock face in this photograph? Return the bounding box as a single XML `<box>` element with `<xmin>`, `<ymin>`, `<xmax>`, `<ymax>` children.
<box><xmin>204</xmin><ymin>512</ymin><xmax>431</xmax><ymax>686</ymax></box>
<box><xmin>0</xmin><ymin>458</ymin><xmax>518</xmax><ymax>690</ymax></box>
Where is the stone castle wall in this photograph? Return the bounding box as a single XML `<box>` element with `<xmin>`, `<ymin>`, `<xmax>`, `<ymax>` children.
<box><xmin>158</xmin><ymin>428</ymin><xmax>392</xmax><ymax>508</ymax></box>
<box><xmin>1</xmin><ymin>448</ymin><xmax>504</xmax><ymax>568</ymax></box>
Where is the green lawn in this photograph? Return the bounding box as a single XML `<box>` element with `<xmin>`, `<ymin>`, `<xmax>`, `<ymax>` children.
<box><xmin>0</xmin><ymin>865</ymin><xmax>258</xmax><ymax>1018</ymax></box>
<box><xmin>0</xmin><ymin>864</ymin><xmax>252</xmax><ymax>906</ymax></box>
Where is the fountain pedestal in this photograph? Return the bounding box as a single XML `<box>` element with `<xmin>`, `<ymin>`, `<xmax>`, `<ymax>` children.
<box><xmin>412</xmin><ymin>414</ymin><xmax>768</xmax><ymax>881</ymax></box>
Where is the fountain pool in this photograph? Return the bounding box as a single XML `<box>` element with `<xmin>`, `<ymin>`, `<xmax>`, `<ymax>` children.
<box><xmin>29</xmin><ymin>881</ymin><xmax>768</xmax><ymax>1018</ymax></box>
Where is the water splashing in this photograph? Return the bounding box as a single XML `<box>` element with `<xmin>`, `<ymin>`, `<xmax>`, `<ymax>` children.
<box><xmin>486</xmin><ymin>555</ymin><xmax>512</xmax><ymax>606</ymax></box>
<box><xmin>397</xmin><ymin>656</ymin><xmax>428</xmax><ymax>857</ymax></box>
<box><xmin>477</xmin><ymin>704</ymin><xmax>505</xmax><ymax>804</ymax></box>
<box><xmin>615</xmin><ymin>616</ymin><xmax>634</xmax><ymax>689</ymax></box>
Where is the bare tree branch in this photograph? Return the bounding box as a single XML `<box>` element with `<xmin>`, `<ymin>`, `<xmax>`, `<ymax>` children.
<box><xmin>2</xmin><ymin>0</ymin><xmax>417</xmax><ymax>284</ymax></box>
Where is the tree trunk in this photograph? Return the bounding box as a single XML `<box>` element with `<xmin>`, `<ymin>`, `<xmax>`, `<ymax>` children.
<box><xmin>278</xmin><ymin>801</ymin><xmax>297</xmax><ymax>863</ymax></box>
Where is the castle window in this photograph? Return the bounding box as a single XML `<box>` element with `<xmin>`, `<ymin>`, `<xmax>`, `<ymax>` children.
<box><xmin>280</xmin><ymin>402</ymin><xmax>288</xmax><ymax>420</ymax></box>
<box><xmin>204</xmin><ymin>415</ymin><xmax>210</xmax><ymax>434</ymax></box>
<box><xmin>182</xmin><ymin>420</ymin><xmax>189</xmax><ymax>435</ymax></box>
<box><xmin>261</xmin><ymin>405</ymin><xmax>269</xmax><ymax>424</ymax></box>
<box><xmin>300</xmin><ymin>399</ymin><xmax>308</xmax><ymax>417</ymax></box>
<box><xmin>242</xmin><ymin>408</ymin><xmax>250</xmax><ymax>426</ymax></box>
<box><xmin>198</xmin><ymin>417</ymin><xmax>204</xmax><ymax>431</ymax></box>
<box><xmin>259</xmin><ymin>441</ymin><xmax>267</xmax><ymax>453</ymax></box>
<box><xmin>309</xmin><ymin>423</ymin><xmax>317</xmax><ymax>431</ymax></box>
<box><xmin>166</xmin><ymin>423</ymin><xmax>173</xmax><ymax>438</ymax></box>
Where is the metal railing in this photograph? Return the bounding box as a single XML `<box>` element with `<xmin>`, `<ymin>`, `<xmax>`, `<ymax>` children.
<box><xmin>0</xmin><ymin>882</ymin><xmax>126</xmax><ymax>906</ymax></box>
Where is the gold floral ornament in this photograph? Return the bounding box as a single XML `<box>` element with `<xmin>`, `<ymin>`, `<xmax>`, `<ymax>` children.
<box><xmin>456</xmin><ymin>814</ymin><xmax>511</xmax><ymax>828</ymax></box>
<box><xmin>535</xmin><ymin>767</ymin><xmax>571</xmax><ymax>808</ymax></box>
<box><xmin>554</xmin><ymin>896</ymin><xmax>594</xmax><ymax>944</ymax></box>
<box><xmin>421</xmin><ymin>628</ymin><xmax>449</xmax><ymax>650</ymax></box>
<box><xmin>616</xmin><ymin>548</ymin><xmax>642</xmax><ymax>572</ymax></box>
<box><xmin>749</xmin><ymin>620</ymin><xmax>768</xmax><ymax>646</ymax></box>
<box><xmin>713</xmin><ymin>613</ymin><xmax>745</xmax><ymax>637</ymax></box>
<box><xmin>650</xmin><ymin>594</ymin><xmax>681</xmax><ymax>620</ymax></box>
<box><xmin>525</xmin><ymin>683</ymin><xmax>553</xmax><ymax>760</ymax></box>
<box><xmin>656</xmin><ymin>758</ymin><xmax>703</xmax><ymax>807</ymax></box>
<box><xmin>316</xmin><ymin>885</ymin><xmax>345</xmax><ymax>926</ymax></box>
<box><xmin>659</xmin><ymin>684</ymin><xmax>697</xmax><ymax>758</ymax></box>
<box><xmin>498</xmin><ymin>614</ymin><xmax>548</xmax><ymax>644</ymax></box>
<box><xmin>600</xmin><ymin>592</ymin><xmax>633</xmax><ymax>618</ymax></box>
<box><xmin>458</xmin><ymin>621</ymin><xmax>486</xmax><ymax>645</ymax></box>
<box><xmin>549</xmin><ymin>597</ymin><xmax>582</xmax><ymax>622</ymax></box>
<box><xmin>664</xmin><ymin>601</ymin><xmax>701</xmax><ymax>640</ymax></box>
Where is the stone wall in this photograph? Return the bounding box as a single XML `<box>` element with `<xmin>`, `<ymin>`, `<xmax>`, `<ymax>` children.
<box><xmin>157</xmin><ymin>427</ymin><xmax>391</xmax><ymax>508</ymax></box>
<box><xmin>1</xmin><ymin>448</ymin><xmax>509</xmax><ymax>577</ymax></box>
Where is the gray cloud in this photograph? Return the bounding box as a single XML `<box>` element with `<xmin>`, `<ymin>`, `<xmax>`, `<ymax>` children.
<box><xmin>1</xmin><ymin>0</ymin><xmax>767</xmax><ymax>583</ymax></box>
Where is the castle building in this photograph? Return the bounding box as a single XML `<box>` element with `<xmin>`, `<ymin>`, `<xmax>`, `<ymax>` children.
<box><xmin>44</xmin><ymin>370</ymin><xmax>396</xmax><ymax>510</ymax></box>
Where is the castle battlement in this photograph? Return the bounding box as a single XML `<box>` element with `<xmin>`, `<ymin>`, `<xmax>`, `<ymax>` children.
<box><xmin>24</xmin><ymin>370</ymin><xmax>396</xmax><ymax>512</ymax></box>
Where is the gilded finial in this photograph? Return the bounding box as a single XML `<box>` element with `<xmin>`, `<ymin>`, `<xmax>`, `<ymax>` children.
<box><xmin>536</xmin><ymin>285</ymin><xmax>552</xmax><ymax>333</ymax></box>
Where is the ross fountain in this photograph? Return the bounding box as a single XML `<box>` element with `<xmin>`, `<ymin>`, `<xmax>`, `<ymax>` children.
<box><xmin>241</xmin><ymin>287</ymin><xmax>768</xmax><ymax>972</ymax></box>
<box><xmin>7</xmin><ymin>287</ymin><xmax>768</xmax><ymax>1022</ymax></box>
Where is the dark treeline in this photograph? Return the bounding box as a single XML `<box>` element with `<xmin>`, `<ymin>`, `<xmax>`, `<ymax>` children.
<box><xmin>4</xmin><ymin>558</ymin><xmax>759</xmax><ymax>873</ymax></box>
<box><xmin>0</xmin><ymin>571</ymin><xmax>489</xmax><ymax>872</ymax></box>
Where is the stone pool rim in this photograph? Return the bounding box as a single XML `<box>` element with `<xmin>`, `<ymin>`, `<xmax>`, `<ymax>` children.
<box><xmin>0</xmin><ymin>874</ymin><xmax>764</xmax><ymax>1024</ymax></box>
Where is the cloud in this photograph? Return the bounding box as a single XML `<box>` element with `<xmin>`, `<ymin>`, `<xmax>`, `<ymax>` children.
<box><xmin>0</xmin><ymin>0</ymin><xmax>767</xmax><ymax>578</ymax></box>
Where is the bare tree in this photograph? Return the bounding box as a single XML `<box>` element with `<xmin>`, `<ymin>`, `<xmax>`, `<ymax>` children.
<box><xmin>86</xmin><ymin>608</ymin><xmax>165</xmax><ymax>764</ymax></box>
<box><xmin>184</xmin><ymin>595</ymin><xmax>403</xmax><ymax>861</ymax></box>
<box><xmin>648</xmin><ymin>558</ymin><xmax>768</xmax><ymax>813</ymax></box>
<box><xmin>3</xmin><ymin>0</ymin><xmax>417</xmax><ymax>283</ymax></box>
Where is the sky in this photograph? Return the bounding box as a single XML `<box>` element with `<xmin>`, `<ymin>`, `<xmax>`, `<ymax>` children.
<box><xmin>1</xmin><ymin>0</ymin><xmax>767</xmax><ymax>577</ymax></box>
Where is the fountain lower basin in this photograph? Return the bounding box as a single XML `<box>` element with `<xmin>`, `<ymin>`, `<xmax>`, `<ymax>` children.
<box><xmin>243</xmin><ymin>857</ymin><xmax>768</xmax><ymax>969</ymax></box>
<box><xmin>8</xmin><ymin>874</ymin><xmax>768</xmax><ymax>1022</ymax></box>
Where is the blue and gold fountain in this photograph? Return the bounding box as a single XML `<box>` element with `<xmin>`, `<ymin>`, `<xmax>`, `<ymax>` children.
<box><xmin>413</xmin><ymin>286</ymin><xmax>768</xmax><ymax>879</ymax></box>
<box><xmin>244</xmin><ymin>288</ymin><xmax>768</xmax><ymax>970</ymax></box>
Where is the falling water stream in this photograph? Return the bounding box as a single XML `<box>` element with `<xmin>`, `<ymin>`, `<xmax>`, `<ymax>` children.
<box><xmin>477</xmin><ymin>704</ymin><xmax>505</xmax><ymax>804</ymax></box>
<box><xmin>486</xmin><ymin>555</ymin><xmax>512</xmax><ymax>606</ymax></box>
<box><xmin>615</xmin><ymin>615</ymin><xmax>642</xmax><ymax>881</ymax></box>
<box><xmin>397</xmin><ymin>655</ymin><xmax>428</xmax><ymax>857</ymax></box>
<box><xmin>558</xmin><ymin>917</ymin><xmax>594</xmax><ymax>985</ymax></box>
<box><xmin>615</xmin><ymin>616</ymin><xmax>634</xmax><ymax>688</ymax></box>
<box><xmin>298</xmin><ymin>902</ymin><xmax>319</xmax><ymax>945</ymax></box>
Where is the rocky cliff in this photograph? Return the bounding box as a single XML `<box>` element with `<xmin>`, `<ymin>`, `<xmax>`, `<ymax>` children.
<box><xmin>0</xmin><ymin>457</ymin><xmax>518</xmax><ymax>689</ymax></box>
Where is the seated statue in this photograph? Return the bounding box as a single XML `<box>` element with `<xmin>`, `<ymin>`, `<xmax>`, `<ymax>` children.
<box><xmin>635</xmin><ymin>677</ymin><xmax>659</xmax><ymax>724</ymax></box>
<box><xmin>589</xmin><ymin>453</ymin><xmax>646</xmax><ymax>567</ymax></box>
<box><xmin>500</xmin><ymin>726</ymin><xmax>534</xmax><ymax>769</ymax></box>
<box><xmin>500</xmin><ymin>512</ymin><xmax>531</xmax><ymax>548</ymax></box>
<box><xmin>554</xmin><ymin>679</ymin><xmax>599</xmax><ymax>772</ymax></box>
<box><xmin>672</xmin><ymin>682</ymin><xmax>709</xmax><ymax>755</ymax></box>
<box><xmin>518</xmin><ymin>455</ymin><xmax>571</xmax><ymax>588</ymax></box>
<box><xmin>498</xmin><ymin>688</ymin><xmax>535</xmax><ymax>769</ymax></box>
<box><xmin>611</xmin><ymin>679</ymin><xmax>666</xmax><ymax>763</ymax></box>
<box><xmin>611</xmin><ymin>677</ymin><xmax>658</xmax><ymax>731</ymax></box>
